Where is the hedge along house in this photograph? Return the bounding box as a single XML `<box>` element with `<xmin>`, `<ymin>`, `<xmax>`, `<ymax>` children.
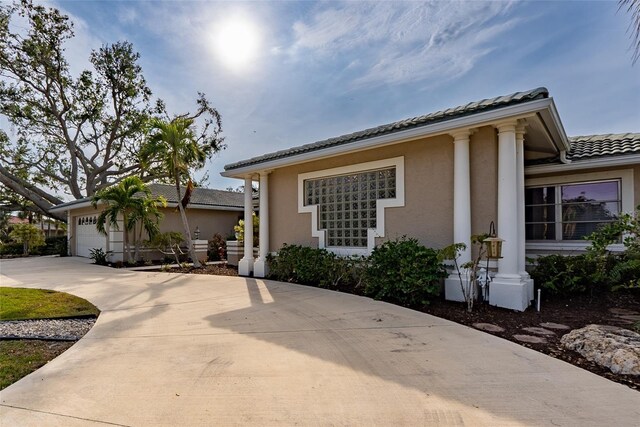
<box><xmin>49</xmin><ymin>184</ymin><xmax>244</xmax><ymax>262</ymax></box>
<box><xmin>222</xmin><ymin>88</ymin><xmax>640</xmax><ymax>311</ymax></box>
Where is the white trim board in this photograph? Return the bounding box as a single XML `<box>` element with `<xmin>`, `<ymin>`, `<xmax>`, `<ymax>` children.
<box><xmin>297</xmin><ymin>157</ymin><xmax>405</xmax><ymax>256</ymax></box>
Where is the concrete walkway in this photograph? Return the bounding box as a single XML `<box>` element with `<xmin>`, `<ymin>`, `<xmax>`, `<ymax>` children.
<box><xmin>0</xmin><ymin>257</ymin><xmax>638</xmax><ymax>426</ymax></box>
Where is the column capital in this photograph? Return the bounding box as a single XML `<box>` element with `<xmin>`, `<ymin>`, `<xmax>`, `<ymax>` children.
<box><xmin>258</xmin><ymin>170</ymin><xmax>273</xmax><ymax>176</ymax></box>
<box><xmin>449</xmin><ymin>128</ymin><xmax>475</xmax><ymax>141</ymax></box>
<box><xmin>494</xmin><ymin>120</ymin><xmax>518</xmax><ymax>134</ymax></box>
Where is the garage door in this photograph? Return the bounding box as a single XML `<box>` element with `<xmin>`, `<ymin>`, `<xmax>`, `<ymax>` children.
<box><xmin>76</xmin><ymin>215</ymin><xmax>107</xmax><ymax>258</ymax></box>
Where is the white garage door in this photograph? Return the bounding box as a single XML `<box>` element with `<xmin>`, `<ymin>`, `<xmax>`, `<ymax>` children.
<box><xmin>76</xmin><ymin>215</ymin><xmax>107</xmax><ymax>258</ymax></box>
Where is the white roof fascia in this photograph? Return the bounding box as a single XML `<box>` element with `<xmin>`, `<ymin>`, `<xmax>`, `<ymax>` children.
<box><xmin>48</xmin><ymin>200</ymin><xmax>94</xmax><ymax>213</ymax></box>
<box><xmin>51</xmin><ymin>200</ymin><xmax>244</xmax><ymax>213</ymax></box>
<box><xmin>546</xmin><ymin>99</ymin><xmax>570</xmax><ymax>151</ymax></box>
<box><xmin>526</xmin><ymin>154</ymin><xmax>640</xmax><ymax>175</ymax></box>
<box><xmin>222</xmin><ymin>98</ymin><xmax>562</xmax><ymax>178</ymax></box>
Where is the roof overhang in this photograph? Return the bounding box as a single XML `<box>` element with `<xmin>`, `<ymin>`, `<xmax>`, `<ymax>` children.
<box><xmin>526</xmin><ymin>153</ymin><xmax>640</xmax><ymax>175</ymax></box>
<box><xmin>222</xmin><ymin>97</ymin><xmax>569</xmax><ymax>179</ymax></box>
<box><xmin>50</xmin><ymin>200</ymin><xmax>244</xmax><ymax>213</ymax></box>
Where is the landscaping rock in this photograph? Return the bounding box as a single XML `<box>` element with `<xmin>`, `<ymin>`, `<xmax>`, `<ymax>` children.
<box><xmin>522</xmin><ymin>327</ymin><xmax>555</xmax><ymax>336</ymax></box>
<box><xmin>539</xmin><ymin>322</ymin><xmax>570</xmax><ymax>330</ymax></box>
<box><xmin>472</xmin><ymin>323</ymin><xmax>505</xmax><ymax>333</ymax></box>
<box><xmin>560</xmin><ymin>324</ymin><xmax>640</xmax><ymax>376</ymax></box>
<box><xmin>513</xmin><ymin>334</ymin><xmax>547</xmax><ymax>344</ymax></box>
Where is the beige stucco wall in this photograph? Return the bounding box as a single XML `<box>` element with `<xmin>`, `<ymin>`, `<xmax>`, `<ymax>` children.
<box><xmin>65</xmin><ymin>204</ymin><xmax>241</xmax><ymax>257</ymax></box>
<box><xmin>159</xmin><ymin>208</ymin><xmax>241</xmax><ymax>240</ymax></box>
<box><xmin>268</xmin><ymin>127</ymin><xmax>501</xmax><ymax>253</ymax></box>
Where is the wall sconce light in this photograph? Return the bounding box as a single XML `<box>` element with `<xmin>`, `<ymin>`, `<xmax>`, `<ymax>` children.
<box><xmin>484</xmin><ymin>221</ymin><xmax>504</xmax><ymax>259</ymax></box>
<box><xmin>194</xmin><ymin>226</ymin><xmax>200</xmax><ymax>240</ymax></box>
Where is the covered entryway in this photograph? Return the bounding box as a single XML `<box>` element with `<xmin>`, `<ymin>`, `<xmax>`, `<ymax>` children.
<box><xmin>75</xmin><ymin>215</ymin><xmax>107</xmax><ymax>257</ymax></box>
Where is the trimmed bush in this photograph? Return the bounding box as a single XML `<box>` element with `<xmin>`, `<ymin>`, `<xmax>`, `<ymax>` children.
<box><xmin>208</xmin><ymin>233</ymin><xmax>226</xmax><ymax>261</ymax></box>
<box><xmin>364</xmin><ymin>237</ymin><xmax>447</xmax><ymax>306</ymax></box>
<box><xmin>267</xmin><ymin>244</ymin><xmax>366</xmax><ymax>292</ymax></box>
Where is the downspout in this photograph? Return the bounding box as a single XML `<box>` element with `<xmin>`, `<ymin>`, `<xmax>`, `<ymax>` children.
<box><xmin>560</xmin><ymin>150</ymin><xmax>572</xmax><ymax>164</ymax></box>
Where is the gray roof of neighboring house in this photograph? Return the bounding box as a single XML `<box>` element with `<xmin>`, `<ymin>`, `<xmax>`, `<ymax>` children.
<box><xmin>224</xmin><ymin>87</ymin><xmax>550</xmax><ymax>171</ymax></box>
<box><xmin>146</xmin><ymin>184</ymin><xmax>244</xmax><ymax>208</ymax></box>
<box><xmin>526</xmin><ymin>133</ymin><xmax>640</xmax><ymax>165</ymax></box>
<box><xmin>51</xmin><ymin>184</ymin><xmax>244</xmax><ymax>211</ymax></box>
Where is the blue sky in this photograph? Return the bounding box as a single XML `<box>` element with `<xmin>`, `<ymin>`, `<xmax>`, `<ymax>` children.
<box><xmin>46</xmin><ymin>1</ymin><xmax>640</xmax><ymax>189</ymax></box>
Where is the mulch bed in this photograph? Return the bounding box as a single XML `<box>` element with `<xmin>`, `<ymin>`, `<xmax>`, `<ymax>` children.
<box><xmin>157</xmin><ymin>264</ymin><xmax>639</xmax><ymax>391</ymax></box>
<box><xmin>421</xmin><ymin>290</ymin><xmax>640</xmax><ymax>391</ymax></box>
<box><xmin>157</xmin><ymin>264</ymin><xmax>239</xmax><ymax>276</ymax></box>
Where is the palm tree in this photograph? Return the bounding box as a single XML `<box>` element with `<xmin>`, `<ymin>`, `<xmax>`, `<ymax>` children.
<box><xmin>129</xmin><ymin>195</ymin><xmax>166</xmax><ymax>262</ymax></box>
<box><xmin>141</xmin><ymin>117</ymin><xmax>206</xmax><ymax>267</ymax></box>
<box><xmin>620</xmin><ymin>0</ymin><xmax>640</xmax><ymax>64</ymax></box>
<box><xmin>92</xmin><ymin>176</ymin><xmax>158</xmax><ymax>264</ymax></box>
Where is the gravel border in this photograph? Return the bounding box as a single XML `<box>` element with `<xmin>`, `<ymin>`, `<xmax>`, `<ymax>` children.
<box><xmin>0</xmin><ymin>318</ymin><xmax>96</xmax><ymax>341</ymax></box>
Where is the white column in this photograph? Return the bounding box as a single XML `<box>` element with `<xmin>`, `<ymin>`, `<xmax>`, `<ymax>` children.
<box><xmin>516</xmin><ymin>124</ymin><xmax>534</xmax><ymax>301</ymax></box>
<box><xmin>238</xmin><ymin>176</ymin><xmax>254</xmax><ymax>276</ymax></box>
<box><xmin>452</xmin><ymin>130</ymin><xmax>472</xmax><ymax>264</ymax></box>
<box><xmin>444</xmin><ymin>130</ymin><xmax>472</xmax><ymax>302</ymax></box>
<box><xmin>496</xmin><ymin>123</ymin><xmax>520</xmax><ymax>278</ymax></box>
<box><xmin>490</xmin><ymin>121</ymin><xmax>528</xmax><ymax>311</ymax></box>
<box><xmin>254</xmin><ymin>171</ymin><xmax>270</xmax><ymax>278</ymax></box>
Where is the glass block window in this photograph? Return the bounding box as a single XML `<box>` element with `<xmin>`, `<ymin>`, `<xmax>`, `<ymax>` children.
<box><xmin>304</xmin><ymin>167</ymin><xmax>396</xmax><ymax>247</ymax></box>
<box><xmin>526</xmin><ymin>180</ymin><xmax>621</xmax><ymax>241</ymax></box>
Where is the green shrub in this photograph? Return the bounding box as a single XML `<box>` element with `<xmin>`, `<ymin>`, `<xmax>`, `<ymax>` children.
<box><xmin>0</xmin><ymin>242</ymin><xmax>24</xmax><ymax>256</ymax></box>
<box><xmin>207</xmin><ymin>233</ymin><xmax>226</xmax><ymax>261</ymax></box>
<box><xmin>531</xmin><ymin>253</ymin><xmax>625</xmax><ymax>296</ymax></box>
<box><xmin>267</xmin><ymin>244</ymin><xmax>367</xmax><ymax>292</ymax></box>
<box><xmin>364</xmin><ymin>237</ymin><xmax>447</xmax><ymax>306</ymax></box>
<box><xmin>267</xmin><ymin>244</ymin><xmax>335</xmax><ymax>287</ymax></box>
<box><xmin>89</xmin><ymin>248</ymin><xmax>111</xmax><ymax>265</ymax></box>
<box><xmin>36</xmin><ymin>236</ymin><xmax>68</xmax><ymax>256</ymax></box>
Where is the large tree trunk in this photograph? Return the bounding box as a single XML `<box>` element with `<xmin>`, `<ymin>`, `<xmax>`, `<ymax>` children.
<box><xmin>175</xmin><ymin>181</ymin><xmax>201</xmax><ymax>268</ymax></box>
<box><xmin>0</xmin><ymin>165</ymin><xmax>66</xmax><ymax>222</ymax></box>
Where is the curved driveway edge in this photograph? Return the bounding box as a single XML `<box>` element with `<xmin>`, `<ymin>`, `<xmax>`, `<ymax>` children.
<box><xmin>1</xmin><ymin>256</ymin><xmax>639</xmax><ymax>426</ymax></box>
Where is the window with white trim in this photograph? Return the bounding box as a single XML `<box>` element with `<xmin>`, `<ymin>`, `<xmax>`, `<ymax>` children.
<box><xmin>303</xmin><ymin>168</ymin><xmax>396</xmax><ymax>248</ymax></box>
<box><xmin>525</xmin><ymin>179</ymin><xmax>621</xmax><ymax>241</ymax></box>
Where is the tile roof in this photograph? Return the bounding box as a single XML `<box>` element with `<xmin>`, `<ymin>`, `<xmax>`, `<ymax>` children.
<box><xmin>53</xmin><ymin>184</ymin><xmax>244</xmax><ymax>211</ymax></box>
<box><xmin>146</xmin><ymin>184</ymin><xmax>244</xmax><ymax>208</ymax></box>
<box><xmin>526</xmin><ymin>133</ymin><xmax>640</xmax><ymax>165</ymax></box>
<box><xmin>225</xmin><ymin>87</ymin><xmax>549</xmax><ymax>171</ymax></box>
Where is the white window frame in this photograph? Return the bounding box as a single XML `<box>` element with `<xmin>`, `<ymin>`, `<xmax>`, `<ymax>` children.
<box><xmin>525</xmin><ymin>169</ymin><xmax>634</xmax><ymax>252</ymax></box>
<box><xmin>298</xmin><ymin>156</ymin><xmax>405</xmax><ymax>256</ymax></box>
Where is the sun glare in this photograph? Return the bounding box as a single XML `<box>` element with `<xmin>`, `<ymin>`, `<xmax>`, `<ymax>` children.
<box><xmin>214</xmin><ymin>17</ymin><xmax>260</xmax><ymax>71</ymax></box>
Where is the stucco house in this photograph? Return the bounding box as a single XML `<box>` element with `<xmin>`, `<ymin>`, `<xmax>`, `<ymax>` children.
<box><xmin>221</xmin><ymin>87</ymin><xmax>640</xmax><ymax>311</ymax></box>
<box><xmin>50</xmin><ymin>184</ymin><xmax>243</xmax><ymax>262</ymax></box>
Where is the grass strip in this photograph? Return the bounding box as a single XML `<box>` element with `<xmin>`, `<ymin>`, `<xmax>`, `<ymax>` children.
<box><xmin>0</xmin><ymin>287</ymin><xmax>99</xmax><ymax>321</ymax></box>
<box><xmin>0</xmin><ymin>340</ymin><xmax>74</xmax><ymax>389</ymax></box>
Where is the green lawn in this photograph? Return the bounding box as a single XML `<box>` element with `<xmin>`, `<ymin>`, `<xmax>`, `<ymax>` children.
<box><xmin>0</xmin><ymin>340</ymin><xmax>74</xmax><ymax>389</ymax></box>
<box><xmin>0</xmin><ymin>287</ymin><xmax>99</xmax><ymax>390</ymax></box>
<box><xmin>0</xmin><ymin>287</ymin><xmax>99</xmax><ymax>320</ymax></box>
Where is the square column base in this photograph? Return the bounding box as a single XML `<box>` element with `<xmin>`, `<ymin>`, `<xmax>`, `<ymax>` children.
<box><xmin>254</xmin><ymin>258</ymin><xmax>269</xmax><ymax>278</ymax></box>
<box><xmin>524</xmin><ymin>276</ymin><xmax>534</xmax><ymax>302</ymax></box>
<box><xmin>444</xmin><ymin>275</ymin><xmax>471</xmax><ymax>302</ymax></box>
<box><xmin>490</xmin><ymin>276</ymin><xmax>530</xmax><ymax>311</ymax></box>
<box><xmin>238</xmin><ymin>258</ymin><xmax>254</xmax><ymax>277</ymax></box>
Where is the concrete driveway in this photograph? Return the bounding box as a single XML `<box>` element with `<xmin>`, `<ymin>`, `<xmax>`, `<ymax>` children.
<box><xmin>0</xmin><ymin>257</ymin><xmax>638</xmax><ymax>426</ymax></box>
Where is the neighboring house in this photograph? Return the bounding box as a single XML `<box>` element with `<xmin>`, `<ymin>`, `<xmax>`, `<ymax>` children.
<box><xmin>49</xmin><ymin>184</ymin><xmax>244</xmax><ymax>261</ymax></box>
<box><xmin>221</xmin><ymin>87</ymin><xmax>640</xmax><ymax>311</ymax></box>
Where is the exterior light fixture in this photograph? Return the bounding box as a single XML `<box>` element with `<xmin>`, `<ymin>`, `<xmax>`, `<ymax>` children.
<box><xmin>194</xmin><ymin>226</ymin><xmax>200</xmax><ymax>240</ymax></box>
<box><xmin>484</xmin><ymin>221</ymin><xmax>504</xmax><ymax>259</ymax></box>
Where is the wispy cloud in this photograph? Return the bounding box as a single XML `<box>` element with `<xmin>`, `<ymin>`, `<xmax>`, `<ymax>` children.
<box><xmin>290</xmin><ymin>1</ymin><xmax>517</xmax><ymax>88</ymax></box>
